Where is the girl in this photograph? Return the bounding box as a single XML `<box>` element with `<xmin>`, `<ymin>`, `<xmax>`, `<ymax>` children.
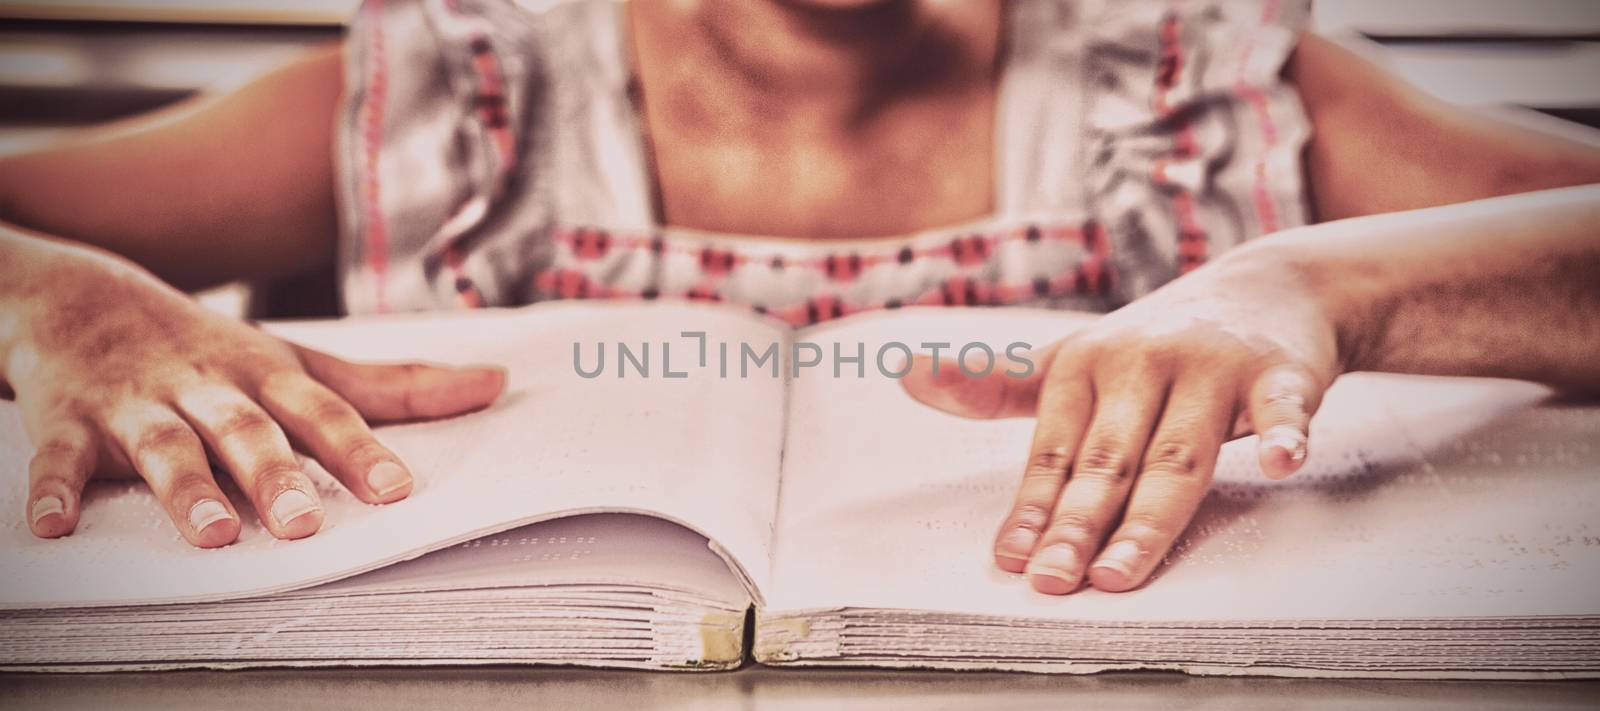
<box><xmin>2</xmin><ymin>0</ymin><xmax>1597</xmax><ymax>596</ymax></box>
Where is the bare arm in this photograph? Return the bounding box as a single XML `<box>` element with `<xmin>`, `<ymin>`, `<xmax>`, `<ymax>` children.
<box><xmin>0</xmin><ymin>43</ymin><xmax>510</xmax><ymax>551</ymax></box>
<box><xmin>0</xmin><ymin>43</ymin><xmax>345</xmax><ymax>291</ymax></box>
<box><xmin>905</xmin><ymin>36</ymin><xmax>1600</xmax><ymax>599</ymax></box>
<box><xmin>907</xmin><ymin>185</ymin><xmax>1600</xmax><ymax>597</ymax></box>
<box><xmin>1290</xmin><ymin>33</ymin><xmax>1600</xmax><ymax>222</ymax></box>
<box><xmin>0</xmin><ymin>219</ymin><xmax>505</xmax><ymax>549</ymax></box>
<box><xmin>1303</xmin><ymin>185</ymin><xmax>1600</xmax><ymax>392</ymax></box>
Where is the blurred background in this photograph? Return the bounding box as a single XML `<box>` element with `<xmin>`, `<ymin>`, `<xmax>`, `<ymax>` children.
<box><xmin>2</xmin><ymin>0</ymin><xmax>1598</xmax><ymax>153</ymax></box>
<box><xmin>0</xmin><ymin>0</ymin><xmax>1597</xmax><ymax>313</ymax></box>
<box><xmin>3</xmin><ymin>0</ymin><xmax>1599</xmax><ymax>147</ymax></box>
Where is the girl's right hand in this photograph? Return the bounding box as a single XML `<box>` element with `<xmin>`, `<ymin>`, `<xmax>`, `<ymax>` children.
<box><xmin>2</xmin><ymin>239</ymin><xmax>506</xmax><ymax>548</ymax></box>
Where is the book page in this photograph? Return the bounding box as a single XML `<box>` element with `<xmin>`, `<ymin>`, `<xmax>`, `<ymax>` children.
<box><xmin>0</xmin><ymin>302</ymin><xmax>786</xmax><ymax>608</ymax></box>
<box><xmin>307</xmin><ymin>513</ymin><xmax>750</xmax><ymax>607</ymax></box>
<box><xmin>766</xmin><ymin>307</ymin><xmax>1600</xmax><ymax>621</ymax></box>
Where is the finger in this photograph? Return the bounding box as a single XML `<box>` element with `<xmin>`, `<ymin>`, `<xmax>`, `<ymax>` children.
<box><xmin>1247</xmin><ymin>363</ymin><xmax>1325</xmax><ymax>480</ymax></box>
<box><xmin>258</xmin><ymin>372</ymin><xmax>413</xmax><ymax>504</ymax></box>
<box><xmin>1229</xmin><ymin>410</ymin><xmax>1255</xmax><ymax>440</ymax></box>
<box><xmin>102</xmin><ymin>403</ymin><xmax>241</xmax><ymax>548</ymax></box>
<box><xmin>900</xmin><ymin>343</ymin><xmax>1060</xmax><ymax>419</ymax></box>
<box><xmin>1026</xmin><ymin>366</ymin><xmax>1170</xmax><ymax>595</ymax></box>
<box><xmin>992</xmin><ymin>348</ymin><xmax>1091</xmax><ymax>573</ymax></box>
<box><xmin>1088</xmin><ymin>373</ymin><xmax>1237</xmax><ymax>592</ymax></box>
<box><xmin>26</xmin><ymin>418</ymin><xmax>97</xmax><ymax>538</ymax></box>
<box><xmin>173</xmin><ymin>385</ymin><xmax>323</xmax><ymax>540</ymax></box>
<box><xmin>291</xmin><ymin>345</ymin><xmax>507</xmax><ymax>422</ymax></box>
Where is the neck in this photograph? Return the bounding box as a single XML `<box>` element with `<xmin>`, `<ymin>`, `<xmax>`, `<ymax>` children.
<box><xmin>629</xmin><ymin>0</ymin><xmax>1000</xmax><ymax>127</ymax></box>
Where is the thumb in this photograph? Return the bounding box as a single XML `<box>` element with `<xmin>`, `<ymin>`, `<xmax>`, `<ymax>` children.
<box><xmin>291</xmin><ymin>344</ymin><xmax>508</xmax><ymax>422</ymax></box>
<box><xmin>898</xmin><ymin>344</ymin><xmax>1055</xmax><ymax>420</ymax></box>
<box><xmin>1247</xmin><ymin>362</ymin><xmax>1328</xmax><ymax>480</ymax></box>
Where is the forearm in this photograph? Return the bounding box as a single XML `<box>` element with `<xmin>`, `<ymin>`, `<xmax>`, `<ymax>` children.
<box><xmin>0</xmin><ymin>43</ymin><xmax>345</xmax><ymax>291</ymax></box>
<box><xmin>1292</xmin><ymin>34</ymin><xmax>1600</xmax><ymax>222</ymax></box>
<box><xmin>1260</xmin><ymin>185</ymin><xmax>1600</xmax><ymax>392</ymax></box>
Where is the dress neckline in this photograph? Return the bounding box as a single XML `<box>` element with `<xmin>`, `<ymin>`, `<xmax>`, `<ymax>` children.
<box><xmin>592</xmin><ymin>0</ymin><xmax>1034</xmax><ymax>249</ymax></box>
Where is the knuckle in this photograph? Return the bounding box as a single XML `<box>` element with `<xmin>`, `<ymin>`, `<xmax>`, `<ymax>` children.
<box><xmin>1104</xmin><ymin>337</ymin><xmax>1173</xmax><ymax>374</ymax></box>
<box><xmin>249</xmin><ymin>457</ymin><xmax>305</xmax><ymax>481</ymax></box>
<box><xmin>1024</xmin><ymin>448</ymin><xmax>1073</xmax><ymax>480</ymax></box>
<box><xmin>30</xmin><ymin>438</ymin><xmax>83</xmax><ymax>464</ymax></box>
<box><xmin>25</xmin><ymin>457</ymin><xmax>56</xmax><ymax>482</ymax></box>
<box><xmin>1261</xmin><ymin>389</ymin><xmax>1309</xmax><ymax>417</ymax></box>
<box><xmin>304</xmin><ymin>394</ymin><xmax>359</xmax><ymax>424</ymax></box>
<box><xmin>208</xmin><ymin>405</ymin><xmax>276</xmax><ymax>441</ymax></box>
<box><xmin>1075</xmin><ymin>443</ymin><xmax>1133</xmax><ymax>481</ymax></box>
<box><xmin>1136</xmin><ymin>337</ymin><xmax>1181</xmax><ymax>365</ymax></box>
<box><xmin>252</xmin><ymin>465</ymin><xmax>310</xmax><ymax>499</ymax></box>
<box><xmin>1046</xmin><ymin>511</ymin><xmax>1100</xmax><ymax>544</ymax></box>
<box><xmin>1069</xmin><ymin>332</ymin><xmax>1111</xmax><ymax>357</ymax></box>
<box><xmin>166</xmin><ymin>473</ymin><xmax>221</xmax><ymax>504</ymax></box>
<box><xmin>337</xmin><ymin>437</ymin><xmax>389</xmax><ymax>467</ymax></box>
<box><xmin>1048</xmin><ymin>343</ymin><xmax>1092</xmax><ymax>374</ymax></box>
<box><xmin>1118</xmin><ymin>513</ymin><xmax>1180</xmax><ymax>544</ymax></box>
<box><xmin>258</xmin><ymin>370</ymin><xmax>311</xmax><ymax>403</ymax></box>
<box><xmin>26</xmin><ymin>466</ymin><xmax>68</xmax><ymax>491</ymax></box>
<box><xmin>132</xmin><ymin>421</ymin><xmax>201</xmax><ymax>460</ymax></box>
<box><xmin>1143</xmin><ymin>440</ymin><xmax>1202</xmax><ymax>478</ymax></box>
<box><xmin>391</xmin><ymin>363</ymin><xmax>428</xmax><ymax>383</ymax></box>
<box><xmin>27</xmin><ymin>450</ymin><xmax>88</xmax><ymax>486</ymax></box>
<box><xmin>1007</xmin><ymin>503</ymin><xmax>1053</xmax><ymax>531</ymax></box>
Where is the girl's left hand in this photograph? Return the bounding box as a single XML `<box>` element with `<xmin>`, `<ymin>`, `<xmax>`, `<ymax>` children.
<box><xmin>901</xmin><ymin>241</ymin><xmax>1345</xmax><ymax>595</ymax></box>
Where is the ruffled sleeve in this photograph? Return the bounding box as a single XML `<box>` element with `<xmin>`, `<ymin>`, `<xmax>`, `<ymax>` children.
<box><xmin>336</xmin><ymin>0</ymin><xmax>553</xmax><ymax>315</ymax></box>
<box><xmin>1080</xmin><ymin>0</ymin><xmax>1312</xmax><ymax>301</ymax></box>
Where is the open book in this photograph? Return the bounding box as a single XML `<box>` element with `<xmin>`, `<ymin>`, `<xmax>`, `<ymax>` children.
<box><xmin>2</xmin><ymin>302</ymin><xmax>1597</xmax><ymax>678</ymax></box>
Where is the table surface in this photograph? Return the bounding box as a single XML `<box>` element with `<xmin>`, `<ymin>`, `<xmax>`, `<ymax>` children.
<box><xmin>4</xmin><ymin>667</ymin><xmax>1599</xmax><ymax>710</ymax></box>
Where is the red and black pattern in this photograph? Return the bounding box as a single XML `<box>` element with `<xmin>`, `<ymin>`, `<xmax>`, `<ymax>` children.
<box><xmin>1153</xmin><ymin>4</ymin><xmax>1210</xmax><ymax>275</ymax></box>
<box><xmin>946</xmin><ymin>234</ymin><xmax>991</xmax><ymax>267</ymax></box>
<box><xmin>534</xmin><ymin>269</ymin><xmax>601</xmax><ymax>300</ymax></box>
<box><xmin>453</xmin><ymin>3</ymin><xmax>516</xmax><ymax>184</ymax></box>
<box><xmin>1237</xmin><ymin>0</ymin><xmax>1285</xmax><ymax>234</ymax></box>
<box><xmin>569</xmin><ymin>228</ymin><xmax>612</xmax><ymax>260</ymax></box>
<box><xmin>937</xmin><ymin>277</ymin><xmax>996</xmax><ymax>307</ymax></box>
<box><xmin>699</xmin><ymin>247</ymin><xmax>738</xmax><ymax>277</ymax></box>
<box><xmin>531</xmin><ymin>219</ymin><xmax>1118</xmax><ymax>327</ymax></box>
<box><xmin>823</xmin><ymin>253</ymin><xmax>865</xmax><ymax>282</ymax></box>
<box><xmin>357</xmin><ymin>0</ymin><xmax>392</xmax><ymax>312</ymax></box>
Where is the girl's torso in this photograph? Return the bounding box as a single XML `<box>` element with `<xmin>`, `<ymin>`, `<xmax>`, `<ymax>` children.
<box><xmin>335</xmin><ymin>0</ymin><xmax>1312</xmax><ymax>325</ymax></box>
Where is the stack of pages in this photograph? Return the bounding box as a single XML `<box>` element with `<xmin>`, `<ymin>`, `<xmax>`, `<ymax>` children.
<box><xmin>1</xmin><ymin>303</ymin><xmax>1596</xmax><ymax>677</ymax></box>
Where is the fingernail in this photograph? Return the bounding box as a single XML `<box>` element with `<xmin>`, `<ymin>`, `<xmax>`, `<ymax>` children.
<box><xmin>1262</xmin><ymin>425</ymin><xmax>1307</xmax><ymax>463</ymax></box>
<box><xmin>996</xmin><ymin>528</ymin><xmax>1039</xmax><ymax>560</ymax></box>
<box><xmin>367</xmin><ymin>461</ymin><xmax>410</xmax><ymax>497</ymax></box>
<box><xmin>269</xmin><ymin>489</ymin><xmax>318</xmax><ymax>526</ymax></box>
<box><xmin>30</xmin><ymin>496</ymin><xmax>65</xmax><ymax>525</ymax></box>
<box><xmin>188</xmin><ymin>499</ymin><xmax>232</xmax><ymax>532</ymax></box>
<box><xmin>1025</xmin><ymin>544</ymin><xmax>1081</xmax><ymax>582</ymax></box>
<box><xmin>1092</xmin><ymin>540</ymin><xmax>1142</xmax><ymax>578</ymax></box>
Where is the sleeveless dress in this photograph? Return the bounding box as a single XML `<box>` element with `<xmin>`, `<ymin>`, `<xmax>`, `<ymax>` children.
<box><xmin>334</xmin><ymin>0</ymin><xmax>1312</xmax><ymax>326</ymax></box>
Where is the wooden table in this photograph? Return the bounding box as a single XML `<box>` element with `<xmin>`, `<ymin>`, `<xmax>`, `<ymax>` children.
<box><xmin>5</xmin><ymin>667</ymin><xmax>1600</xmax><ymax>710</ymax></box>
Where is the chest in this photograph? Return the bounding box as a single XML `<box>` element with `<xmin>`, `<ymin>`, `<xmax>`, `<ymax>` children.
<box><xmin>639</xmin><ymin>89</ymin><xmax>998</xmax><ymax>240</ymax></box>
